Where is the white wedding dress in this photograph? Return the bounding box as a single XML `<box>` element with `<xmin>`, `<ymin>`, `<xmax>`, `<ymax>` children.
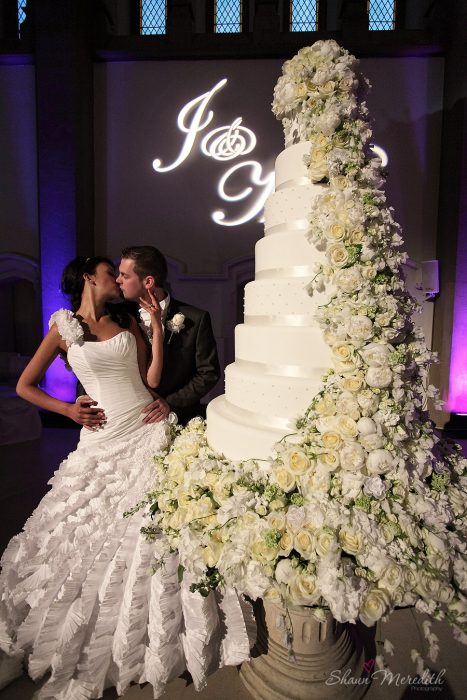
<box><xmin>0</xmin><ymin>310</ymin><xmax>253</xmax><ymax>699</ymax></box>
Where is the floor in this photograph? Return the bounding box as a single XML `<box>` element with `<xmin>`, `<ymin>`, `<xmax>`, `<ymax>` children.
<box><xmin>0</xmin><ymin>428</ymin><xmax>466</xmax><ymax>699</ymax></box>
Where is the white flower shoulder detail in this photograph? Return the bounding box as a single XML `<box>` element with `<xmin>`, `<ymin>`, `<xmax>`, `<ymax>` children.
<box><xmin>49</xmin><ymin>309</ymin><xmax>84</xmax><ymax>347</ymax></box>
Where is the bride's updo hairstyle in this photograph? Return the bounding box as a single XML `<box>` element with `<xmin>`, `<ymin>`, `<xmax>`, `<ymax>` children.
<box><xmin>61</xmin><ymin>256</ymin><xmax>116</xmax><ymax>311</ymax></box>
<box><xmin>61</xmin><ymin>256</ymin><xmax>131</xmax><ymax>328</ymax></box>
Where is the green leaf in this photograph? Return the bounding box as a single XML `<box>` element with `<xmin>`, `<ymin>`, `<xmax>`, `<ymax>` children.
<box><xmin>178</xmin><ymin>564</ymin><xmax>185</xmax><ymax>583</ymax></box>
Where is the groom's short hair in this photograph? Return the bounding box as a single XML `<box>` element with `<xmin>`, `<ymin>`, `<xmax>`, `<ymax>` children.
<box><xmin>121</xmin><ymin>245</ymin><xmax>168</xmax><ymax>288</ymax></box>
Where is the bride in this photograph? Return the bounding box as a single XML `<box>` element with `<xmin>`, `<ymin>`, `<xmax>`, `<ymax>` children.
<box><xmin>0</xmin><ymin>256</ymin><xmax>251</xmax><ymax>699</ymax></box>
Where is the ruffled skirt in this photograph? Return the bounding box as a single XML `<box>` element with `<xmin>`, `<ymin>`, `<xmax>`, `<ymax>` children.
<box><xmin>0</xmin><ymin>423</ymin><xmax>254</xmax><ymax>698</ymax></box>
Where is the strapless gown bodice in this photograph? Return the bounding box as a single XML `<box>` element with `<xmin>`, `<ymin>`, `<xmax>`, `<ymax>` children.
<box><xmin>68</xmin><ymin>331</ymin><xmax>153</xmax><ymax>444</ymax></box>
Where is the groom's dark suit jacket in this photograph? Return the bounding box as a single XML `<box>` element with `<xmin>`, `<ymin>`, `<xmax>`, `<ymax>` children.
<box><xmin>157</xmin><ymin>297</ymin><xmax>220</xmax><ymax>424</ymax></box>
<box><xmin>76</xmin><ymin>297</ymin><xmax>220</xmax><ymax>425</ymax></box>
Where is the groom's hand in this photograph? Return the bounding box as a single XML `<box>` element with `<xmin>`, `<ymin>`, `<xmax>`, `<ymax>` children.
<box><xmin>142</xmin><ymin>395</ymin><xmax>170</xmax><ymax>423</ymax></box>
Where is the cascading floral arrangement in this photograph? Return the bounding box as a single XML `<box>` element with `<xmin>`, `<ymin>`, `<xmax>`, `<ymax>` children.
<box><xmin>135</xmin><ymin>40</ymin><xmax>467</xmax><ymax>649</ymax></box>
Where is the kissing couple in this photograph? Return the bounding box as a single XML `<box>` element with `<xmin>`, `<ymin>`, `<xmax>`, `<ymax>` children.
<box><xmin>0</xmin><ymin>246</ymin><xmax>252</xmax><ymax>698</ymax></box>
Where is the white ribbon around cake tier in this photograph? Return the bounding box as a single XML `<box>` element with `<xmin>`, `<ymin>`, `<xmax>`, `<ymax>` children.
<box><xmin>265</xmin><ymin>220</ymin><xmax>310</xmax><ymax>235</ymax></box>
<box><xmin>235</xmin><ymin>358</ymin><xmax>322</xmax><ymax>379</ymax></box>
<box><xmin>224</xmin><ymin>398</ymin><xmax>297</xmax><ymax>432</ymax></box>
<box><xmin>244</xmin><ymin>314</ymin><xmax>316</xmax><ymax>326</ymax></box>
<box><xmin>255</xmin><ymin>265</ymin><xmax>315</xmax><ymax>280</ymax></box>
<box><xmin>275</xmin><ymin>176</ymin><xmax>311</xmax><ymax>191</ymax></box>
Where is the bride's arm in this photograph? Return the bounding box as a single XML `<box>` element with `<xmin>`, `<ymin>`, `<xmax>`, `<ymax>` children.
<box><xmin>16</xmin><ymin>325</ymin><xmax>106</xmax><ymax>428</ymax></box>
<box><xmin>129</xmin><ymin>309</ymin><xmax>163</xmax><ymax>389</ymax></box>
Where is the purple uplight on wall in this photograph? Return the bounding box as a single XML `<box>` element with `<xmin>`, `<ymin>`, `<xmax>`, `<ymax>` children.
<box><xmin>40</xmin><ymin>226</ymin><xmax>76</xmax><ymax>403</ymax></box>
<box><xmin>447</xmin><ymin>281</ymin><xmax>467</xmax><ymax>413</ymax></box>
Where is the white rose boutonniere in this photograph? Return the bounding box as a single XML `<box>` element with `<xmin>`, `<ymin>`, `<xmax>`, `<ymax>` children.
<box><xmin>166</xmin><ymin>313</ymin><xmax>185</xmax><ymax>344</ymax></box>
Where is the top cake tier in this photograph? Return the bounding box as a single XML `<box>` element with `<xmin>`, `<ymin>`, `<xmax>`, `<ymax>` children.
<box><xmin>275</xmin><ymin>141</ymin><xmax>311</xmax><ymax>189</ymax></box>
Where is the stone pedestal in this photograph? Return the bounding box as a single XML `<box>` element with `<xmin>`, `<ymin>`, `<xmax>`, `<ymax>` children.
<box><xmin>240</xmin><ymin>601</ymin><xmax>371</xmax><ymax>699</ymax></box>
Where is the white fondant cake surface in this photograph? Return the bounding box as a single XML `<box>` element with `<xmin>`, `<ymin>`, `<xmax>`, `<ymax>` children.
<box><xmin>207</xmin><ymin>142</ymin><xmax>333</xmax><ymax>460</ymax></box>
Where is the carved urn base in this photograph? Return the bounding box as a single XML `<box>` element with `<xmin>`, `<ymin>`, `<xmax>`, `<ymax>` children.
<box><xmin>240</xmin><ymin>600</ymin><xmax>371</xmax><ymax>700</ymax></box>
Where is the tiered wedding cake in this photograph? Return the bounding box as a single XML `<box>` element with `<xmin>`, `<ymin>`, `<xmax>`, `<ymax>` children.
<box><xmin>207</xmin><ymin>142</ymin><xmax>332</xmax><ymax>460</ymax></box>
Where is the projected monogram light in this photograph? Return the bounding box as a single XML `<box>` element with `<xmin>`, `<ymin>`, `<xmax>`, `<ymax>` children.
<box><xmin>152</xmin><ymin>79</ymin><xmax>274</xmax><ymax>227</ymax></box>
<box><xmin>152</xmin><ymin>79</ymin><xmax>387</xmax><ymax>227</ymax></box>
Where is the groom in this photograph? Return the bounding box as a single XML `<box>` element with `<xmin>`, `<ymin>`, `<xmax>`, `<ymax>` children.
<box><xmin>116</xmin><ymin>245</ymin><xmax>220</xmax><ymax>425</ymax></box>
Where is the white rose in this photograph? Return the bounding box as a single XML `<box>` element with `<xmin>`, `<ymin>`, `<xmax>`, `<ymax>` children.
<box><xmin>360</xmin><ymin>342</ymin><xmax>393</xmax><ymax>367</ymax></box>
<box><xmin>309</xmin><ymin>159</ymin><xmax>329</xmax><ymax>182</ymax></box>
<box><xmin>325</xmin><ymin>223</ymin><xmax>346</xmax><ymax>242</ymax></box>
<box><xmin>268</xmin><ymin>512</ymin><xmax>287</xmax><ymax>531</ymax></box>
<box><xmin>334</xmin><ymin>267</ymin><xmax>362</xmax><ymax>293</ymax></box>
<box><xmin>250</xmin><ymin>539</ymin><xmax>279</xmax><ymax>564</ymax></box>
<box><xmin>335</xmin><ymin>415</ymin><xmax>359</xmax><ymax>438</ymax></box>
<box><xmin>294</xmin><ymin>529</ymin><xmax>316</xmax><ymax>559</ymax></box>
<box><xmin>339</xmin><ymin>527</ymin><xmax>365</xmax><ymax>555</ymax></box>
<box><xmin>275</xmin><ymin>558</ymin><xmax>295</xmax><ymax>585</ymax></box>
<box><xmin>366</xmin><ymin>366</ymin><xmax>393</xmax><ymax>388</ymax></box>
<box><xmin>315</xmin><ymin>395</ymin><xmax>337</xmax><ymax>416</ymax></box>
<box><xmin>339</xmin><ymin>443</ymin><xmax>366</xmax><ymax>472</ymax></box>
<box><xmin>321</xmin><ymin>431</ymin><xmax>342</xmax><ymax>450</ymax></box>
<box><xmin>279</xmin><ymin>530</ymin><xmax>294</xmax><ymax>556</ymax></box>
<box><xmin>360</xmin><ymin>588</ymin><xmax>391</xmax><ymax>627</ymax></box>
<box><xmin>342</xmin><ymin>376</ymin><xmax>364</xmax><ymax>393</ymax></box>
<box><xmin>363</xmin><ymin>476</ymin><xmax>387</xmax><ymax>500</ymax></box>
<box><xmin>366</xmin><ymin>449</ymin><xmax>395</xmax><ymax>475</ymax></box>
<box><xmin>347</xmin><ymin>315</ymin><xmax>374</xmax><ymax>341</ymax></box>
<box><xmin>315</xmin><ymin>529</ymin><xmax>339</xmax><ymax>558</ymax></box>
<box><xmin>286</xmin><ymin>449</ymin><xmax>311</xmax><ymax>476</ymax></box>
<box><xmin>318</xmin><ymin>450</ymin><xmax>340</xmax><ymax>471</ymax></box>
<box><xmin>288</xmin><ymin>572</ymin><xmax>320</xmax><ymax>605</ymax></box>
<box><xmin>327</xmin><ymin>243</ymin><xmax>349</xmax><ymax>268</ymax></box>
<box><xmin>332</xmin><ymin>342</ymin><xmax>355</xmax><ymax>364</ymax></box>
<box><xmin>356</xmin><ymin>417</ymin><xmax>377</xmax><ymax>435</ymax></box>
<box><xmin>378</xmin><ymin>563</ymin><xmax>403</xmax><ymax>593</ymax></box>
<box><xmin>273</xmin><ymin>466</ymin><xmax>296</xmax><ymax>493</ymax></box>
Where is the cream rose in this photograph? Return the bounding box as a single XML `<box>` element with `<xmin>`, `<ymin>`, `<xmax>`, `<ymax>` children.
<box><xmin>360</xmin><ymin>588</ymin><xmax>391</xmax><ymax>627</ymax></box>
<box><xmin>339</xmin><ymin>527</ymin><xmax>364</xmax><ymax>555</ymax></box>
<box><xmin>315</xmin><ymin>529</ymin><xmax>339</xmax><ymax>557</ymax></box>
<box><xmin>335</xmin><ymin>415</ymin><xmax>359</xmax><ymax>438</ymax></box>
<box><xmin>294</xmin><ymin>529</ymin><xmax>316</xmax><ymax>558</ymax></box>
<box><xmin>279</xmin><ymin>530</ymin><xmax>294</xmax><ymax>556</ymax></box>
<box><xmin>318</xmin><ymin>450</ymin><xmax>340</xmax><ymax>471</ymax></box>
<box><xmin>315</xmin><ymin>395</ymin><xmax>337</xmax><ymax>416</ymax></box>
<box><xmin>332</xmin><ymin>342</ymin><xmax>355</xmax><ymax>363</ymax></box>
<box><xmin>273</xmin><ymin>467</ymin><xmax>296</xmax><ymax>493</ymax></box>
<box><xmin>321</xmin><ymin>431</ymin><xmax>342</xmax><ymax>450</ymax></box>
<box><xmin>327</xmin><ymin>243</ymin><xmax>349</xmax><ymax>268</ymax></box>
<box><xmin>342</xmin><ymin>376</ymin><xmax>364</xmax><ymax>393</ymax></box>
<box><xmin>251</xmin><ymin>540</ymin><xmax>280</xmax><ymax>563</ymax></box>
<box><xmin>288</xmin><ymin>572</ymin><xmax>320</xmax><ymax>605</ymax></box>
<box><xmin>286</xmin><ymin>449</ymin><xmax>311</xmax><ymax>476</ymax></box>
<box><xmin>378</xmin><ymin>563</ymin><xmax>403</xmax><ymax>593</ymax></box>
<box><xmin>268</xmin><ymin>512</ymin><xmax>287</xmax><ymax>531</ymax></box>
<box><xmin>326</xmin><ymin>223</ymin><xmax>346</xmax><ymax>242</ymax></box>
